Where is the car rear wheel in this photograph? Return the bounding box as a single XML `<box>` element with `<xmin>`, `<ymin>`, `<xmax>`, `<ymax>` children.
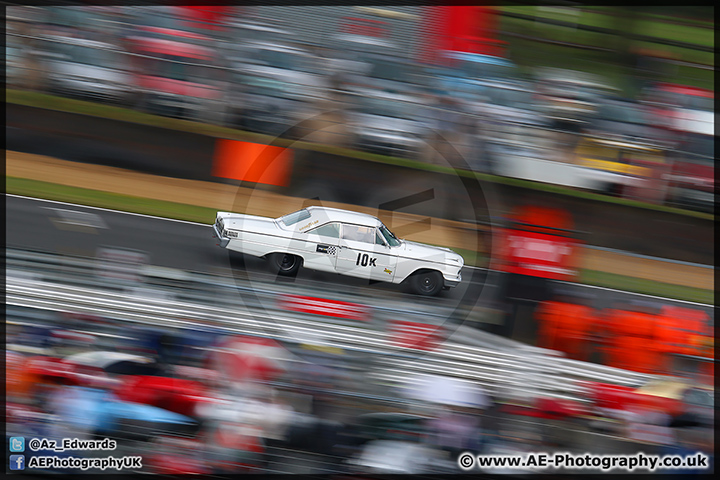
<box><xmin>268</xmin><ymin>253</ymin><xmax>301</xmax><ymax>277</ymax></box>
<box><xmin>410</xmin><ymin>270</ymin><xmax>443</xmax><ymax>296</ymax></box>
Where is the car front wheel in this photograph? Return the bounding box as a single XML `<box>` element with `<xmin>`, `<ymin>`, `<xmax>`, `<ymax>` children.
<box><xmin>410</xmin><ymin>270</ymin><xmax>443</xmax><ymax>296</ymax></box>
<box><xmin>268</xmin><ymin>253</ymin><xmax>302</xmax><ymax>277</ymax></box>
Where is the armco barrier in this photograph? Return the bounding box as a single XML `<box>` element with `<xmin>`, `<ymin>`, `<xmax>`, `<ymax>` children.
<box><xmin>6</xmin><ymin>247</ymin><xmax>657</xmax><ymax>408</ymax></box>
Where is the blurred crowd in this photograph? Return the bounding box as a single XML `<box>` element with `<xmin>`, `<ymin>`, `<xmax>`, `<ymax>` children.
<box><xmin>6</xmin><ymin>307</ymin><xmax>714</xmax><ymax>474</ymax></box>
<box><xmin>4</xmin><ymin>312</ymin><xmax>515</xmax><ymax>474</ymax></box>
<box><xmin>6</xmin><ymin>6</ymin><xmax>714</xmax><ymax>212</ymax></box>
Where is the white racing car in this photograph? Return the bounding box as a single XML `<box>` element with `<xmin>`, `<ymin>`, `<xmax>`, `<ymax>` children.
<box><xmin>213</xmin><ymin>206</ymin><xmax>463</xmax><ymax>296</ymax></box>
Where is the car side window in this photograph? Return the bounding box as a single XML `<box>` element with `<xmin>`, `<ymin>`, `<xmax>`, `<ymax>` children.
<box><xmin>684</xmin><ymin>388</ymin><xmax>712</xmax><ymax>407</ymax></box>
<box><xmin>342</xmin><ymin>224</ymin><xmax>375</xmax><ymax>243</ymax></box>
<box><xmin>308</xmin><ymin>222</ymin><xmax>340</xmax><ymax>238</ymax></box>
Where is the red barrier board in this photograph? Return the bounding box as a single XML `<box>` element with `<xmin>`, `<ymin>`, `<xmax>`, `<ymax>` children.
<box><xmin>278</xmin><ymin>295</ymin><xmax>371</xmax><ymax>322</ymax></box>
<box><xmin>500</xmin><ymin>229</ymin><xmax>579</xmax><ymax>281</ymax></box>
<box><xmin>389</xmin><ymin>321</ymin><xmax>443</xmax><ymax>351</ymax></box>
<box><xmin>491</xmin><ymin>206</ymin><xmax>580</xmax><ymax>282</ymax></box>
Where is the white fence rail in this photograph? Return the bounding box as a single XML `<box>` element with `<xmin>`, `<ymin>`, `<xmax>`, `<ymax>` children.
<box><xmin>6</xmin><ymin>247</ymin><xmax>656</xmax><ymax>407</ymax></box>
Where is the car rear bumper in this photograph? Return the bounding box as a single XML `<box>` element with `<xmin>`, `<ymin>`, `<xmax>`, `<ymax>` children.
<box><xmin>213</xmin><ymin>222</ymin><xmax>230</xmax><ymax>248</ymax></box>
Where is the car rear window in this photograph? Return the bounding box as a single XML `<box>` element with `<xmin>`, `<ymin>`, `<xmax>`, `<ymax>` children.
<box><xmin>279</xmin><ymin>209</ymin><xmax>311</xmax><ymax>227</ymax></box>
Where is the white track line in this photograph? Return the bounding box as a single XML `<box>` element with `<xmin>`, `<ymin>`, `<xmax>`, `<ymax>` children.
<box><xmin>465</xmin><ymin>266</ymin><xmax>712</xmax><ymax>307</ymax></box>
<box><xmin>6</xmin><ymin>193</ymin><xmax>209</xmax><ymax>227</ymax></box>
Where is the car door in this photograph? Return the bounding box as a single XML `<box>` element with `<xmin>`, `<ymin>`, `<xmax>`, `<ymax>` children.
<box><xmin>335</xmin><ymin>224</ymin><xmax>397</xmax><ymax>281</ymax></box>
<box><xmin>303</xmin><ymin>222</ymin><xmax>341</xmax><ymax>273</ymax></box>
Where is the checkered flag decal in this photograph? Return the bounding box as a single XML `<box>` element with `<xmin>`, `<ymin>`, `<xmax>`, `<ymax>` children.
<box><xmin>327</xmin><ymin>246</ymin><xmax>337</xmax><ymax>256</ymax></box>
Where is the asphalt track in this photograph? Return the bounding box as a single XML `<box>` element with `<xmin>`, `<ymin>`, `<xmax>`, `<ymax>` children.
<box><xmin>7</xmin><ymin>195</ymin><xmax>712</xmax><ymax>323</ymax></box>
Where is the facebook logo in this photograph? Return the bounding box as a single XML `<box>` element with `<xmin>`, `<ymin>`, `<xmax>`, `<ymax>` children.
<box><xmin>9</xmin><ymin>455</ymin><xmax>25</xmax><ymax>470</ymax></box>
<box><xmin>9</xmin><ymin>437</ymin><xmax>25</xmax><ymax>452</ymax></box>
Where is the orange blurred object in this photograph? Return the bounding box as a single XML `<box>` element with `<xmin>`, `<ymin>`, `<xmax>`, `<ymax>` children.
<box><xmin>536</xmin><ymin>301</ymin><xmax>595</xmax><ymax>361</ymax></box>
<box><xmin>603</xmin><ymin>310</ymin><xmax>663</xmax><ymax>374</ymax></box>
<box><xmin>6</xmin><ymin>351</ymin><xmax>26</xmax><ymax>400</ymax></box>
<box><xmin>212</xmin><ymin>139</ymin><xmax>293</xmax><ymax>187</ymax></box>
<box><xmin>659</xmin><ymin>305</ymin><xmax>711</xmax><ymax>357</ymax></box>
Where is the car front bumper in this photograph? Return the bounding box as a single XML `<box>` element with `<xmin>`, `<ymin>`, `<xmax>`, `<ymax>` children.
<box><xmin>443</xmin><ymin>271</ymin><xmax>462</xmax><ymax>288</ymax></box>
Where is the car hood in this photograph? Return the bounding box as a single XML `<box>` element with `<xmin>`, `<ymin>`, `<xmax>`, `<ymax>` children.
<box><xmin>52</xmin><ymin>62</ymin><xmax>130</xmax><ymax>84</ymax></box>
<box><xmin>241</xmin><ymin>65</ymin><xmax>324</xmax><ymax>90</ymax></box>
<box><xmin>353</xmin><ymin>114</ymin><xmax>427</xmax><ymax>134</ymax></box>
<box><xmin>399</xmin><ymin>240</ymin><xmax>462</xmax><ymax>264</ymax></box>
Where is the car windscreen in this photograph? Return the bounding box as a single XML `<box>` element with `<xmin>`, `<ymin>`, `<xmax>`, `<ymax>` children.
<box><xmin>663</xmin><ymin>90</ymin><xmax>714</xmax><ymax>112</ymax></box>
<box><xmin>681</xmin><ymin>133</ymin><xmax>713</xmax><ymax>160</ymax></box>
<box><xmin>52</xmin><ymin>42</ymin><xmax>126</xmax><ymax>69</ymax></box>
<box><xmin>685</xmin><ymin>95</ymin><xmax>713</xmax><ymax>112</ymax></box>
<box><xmin>367</xmin><ymin>57</ymin><xmax>414</xmax><ymax>83</ymax></box>
<box><xmin>132</xmin><ymin>7</ymin><xmax>200</xmax><ymax>33</ymax></box>
<box><xmin>459</xmin><ymin>59</ymin><xmax>515</xmax><ymax>81</ymax></box>
<box><xmin>244</xmin><ymin>76</ymin><xmax>299</xmax><ymax>99</ymax></box>
<box><xmin>379</xmin><ymin>225</ymin><xmax>401</xmax><ymax>247</ymax></box>
<box><xmin>279</xmin><ymin>209</ymin><xmax>311</xmax><ymax>227</ymax></box>
<box><xmin>253</xmin><ymin>48</ymin><xmax>315</xmax><ymax>74</ymax></box>
<box><xmin>161</xmin><ymin>54</ymin><xmax>213</xmax><ymax>82</ymax></box>
<box><xmin>485</xmin><ymin>85</ymin><xmax>535</xmax><ymax>109</ymax></box>
<box><xmin>597</xmin><ymin>103</ymin><xmax>646</xmax><ymax>125</ymax></box>
<box><xmin>357</xmin><ymin>97</ymin><xmax>414</xmax><ymax>119</ymax></box>
<box><xmin>6</xmin><ymin>44</ymin><xmax>22</xmax><ymax>64</ymax></box>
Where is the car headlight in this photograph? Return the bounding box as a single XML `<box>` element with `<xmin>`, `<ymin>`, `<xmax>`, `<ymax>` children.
<box><xmin>447</xmin><ymin>255</ymin><xmax>463</xmax><ymax>265</ymax></box>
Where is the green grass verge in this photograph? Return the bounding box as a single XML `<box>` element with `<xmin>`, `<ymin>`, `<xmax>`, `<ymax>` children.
<box><xmin>6</xmin><ymin>177</ymin><xmax>712</xmax><ymax>303</ymax></box>
<box><xmin>499</xmin><ymin>6</ymin><xmax>714</xmax><ymax>49</ymax></box>
<box><xmin>7</xmin><ymin>177</ymin><xmax>218</xmax><ymax>225</ymax></box>
<box><xmin>579</xmin><ymin>270</ymin><xmax>713</xmax><ymax>305</ymax></box>
<box><xmin>7</xmin><ymin>89</ymin><xmax>712</xmax><ymax>222</ymax></box>
<box><xmin>498</xmin><ymin>7</ymin><xmax>714</xmax><ymax>92</ymax></box>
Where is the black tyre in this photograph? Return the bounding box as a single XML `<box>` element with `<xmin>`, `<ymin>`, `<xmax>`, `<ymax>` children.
<box><xmin>410</xmin><ymin>270</ymin><xmax>443</xmax><ymax>296</ymax></box>
<box><xmin>268</xmin><ymin>253</ymin><xmax>302</xmax><ymax>277</ymax></box>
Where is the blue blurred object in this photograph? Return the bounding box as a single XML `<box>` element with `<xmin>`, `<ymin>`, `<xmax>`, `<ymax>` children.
<box><xmin>173</xmin><ymin>327</ymin><xmax>224</xmax><ymax>365</ymax></box>
<box><xmin>100</xmin><ymin>398</ymin><xmax>197</xmax><ymax>431</ymax></box>
<box><xmin>18</xmin><ymin>325</ymin><xmax>54</xmax><ymax>349</ymax></box>
<box><xmin>58</xmin><ymin>386</ymin><xmax>196</xmax><ymax>434</ymax></box>
<box><xmin>587</xmin><ymin>96</ymin><xmax>672</xmax><ymax>147</ymax></box>
<box><xmin>430</xmin><ymin>50</ymin><xmax>518</xmax><ymax>99</ymax></box>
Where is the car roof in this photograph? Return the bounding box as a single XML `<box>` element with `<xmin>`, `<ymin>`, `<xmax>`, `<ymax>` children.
<box><xmin>353</xmin><ymin>87</ymin><xmax>416</xmax><ymax>102</ymax></box>
<box><xmin>243</xmin><ymin>41</ymin><xmax>310</xmax><ymax>54</ymax></box>
<box><xmin>331</xmin><ymin>34</ymin><xmax>400</xmax><ymax>51</ymax></box>
<box><xmin>653</xmin><ymin>82</ymin><xmax>713</xmax><ymax>98</ymax></box>
<box><xmin>306</xmin><ymin>206</ymin><xmax>381</xmax><ymax>227</ymax></box>
<box><xmin>65</xmin><ymin>351</ymin><xmax>154</xmax><ymax>368</ymax></box>
<box><xmin>42</xmin><ymin>35</ymin><xmax>117</xmax><ymax>50</ymax></box>
<box><xmin>443</xmin><ymin>51</ymin><xmax>514</xmax><ymax>66</ymax></box>
<box><xmin>479</xmin><ymin>79</ymin><xmax>535</xmax><ymax>92</ymax></box>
